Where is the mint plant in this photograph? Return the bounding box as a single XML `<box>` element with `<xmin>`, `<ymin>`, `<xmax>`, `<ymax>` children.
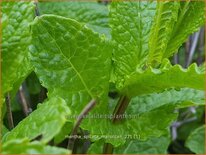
<box><xmin>1</xmin><ymin>1</ymin><xmax>205</xmax><ymax>154</ymax></box>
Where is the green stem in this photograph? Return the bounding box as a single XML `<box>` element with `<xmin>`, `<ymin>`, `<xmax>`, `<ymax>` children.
<box><xmin>103</xmin><ymin>95</ymin><xmax>130</xmax><ymax>153</ymax></box>
<box><xmin>67</xmin><ymin>99</ymin><xmax>96</xmax><ymax>152</ymax></box>
<box><xmin>112</xmin><ymin>95</ymin><xmax>130</xmax><ymax>123</ymax></box>
<box><xmin>103</xmin><ymin>143</ymin><xmax>114</xmax><ymax>154</ymax></box>
<box><xmin>5</xmin><ymin>93</ymin><xmax>14</xmax><ymax>130</ymax></box>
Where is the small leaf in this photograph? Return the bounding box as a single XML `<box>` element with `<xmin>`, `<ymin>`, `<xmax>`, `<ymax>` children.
<box><xmin>3</xmin><ymin>97</ymin><xmax>70</xmax><ymax>143</ymax></box>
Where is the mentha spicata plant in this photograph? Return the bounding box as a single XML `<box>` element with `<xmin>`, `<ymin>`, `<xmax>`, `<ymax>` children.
<box><xmin>1</xmin><ymin>1</ymin><xmax>205</xmax><ymax>154</ymax></box>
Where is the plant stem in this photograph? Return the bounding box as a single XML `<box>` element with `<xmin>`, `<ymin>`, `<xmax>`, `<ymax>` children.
<box><xmin>34</xmin><ymin>1</ymin><xmax>40</xmax><ymax>16</ymax></box>
<box><xmin>103</xmin><ymin>95</ymin><xmax>130</xmax><ymax>154</ymax></box>
<box><xmin>197</xmin><ymin>27</ymin><xmax>204</xmax><ymax>65</ymax></box>
<box><xmin>171</xmin><ymin>117</ymin><xmax>197</xmax><ymax>141</ymax></box>
<box><xmin>173</xmin><ymin>52</ymin><xmax>179</xmax><ymax>64</ymax></box>
<box><xmin>186</xmin><ymin>31</ymin><xmax>200</xmax><ymax>67</ymax></box>
<box><xmin>39</xmin><ymin>86</ymin><xmax>47</xmax><ymax>103</ymax></box>
<box><xmin>67</xmin><ymin>99</ymin><xmax>96</xmax><ymax>152</ymax></box>
<box><xmin>112</xmin><ymin>95</ymin><xmax>130</xmax><ymax>123</ymax></box>
<box><xmin>103</xmin><ymin>143</ymin><xmax>114</xmax><ymax>154</ymax></box>
<box><xmin>19</xmin><ymin>85</ymin><xmax>32</xmax><ymax>116</ymax></box>
<box><xmin>5</xmin><ymin>93</ymin><xmax>14</xmax><ymax>130</ymax></box>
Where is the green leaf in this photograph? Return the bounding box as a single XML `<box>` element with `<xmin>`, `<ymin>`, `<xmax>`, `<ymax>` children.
<box><xmin>2</xmin><ymin>2</ymin><xmax>35</xmax><ymax>95</ymax></box>
<box><xmin>165</xmin><ymin>1</ymin><xmax>205</xmax><ymax>58</ymax></box>
<box><xmin>29</xmin><ymin>15</ymin><xmax>111</xmax><ymax>116</ymax></box>
<box><xmin>114</xmin><ymin>133</ymin><xmax>170</xmax><ymax>154</ymax></box>
<box><xmin>109</xmin><ymin>1</ymin><xmax>156</xmax><ymax>84</ymax></box>
<box><xmin>127</xmin><ymin>88</ymin><xmax>204</xmax><ymax>115</ymax></box>
<box><xmin>185</xmin><ymin>125</ymin><xmax>205</xmax><ymax>154</ymax></box>
<box><xmin>2</xmin><ymin>138</ymin><xmax>70</xmax><ymax>154</ymax></box>
<box><xmin>29</xmin><ymin>15</ymin><xmax>126</xmax><ymax>145</ymax></box>
<box><xmin>3</xmin><ymin>97</ymin><xmax>70</xmax><ymax>143</ymax></box>
<box><xmin>148</xmin><ymin>1</ymin><xmax>180</xmax><ymax>65</ymax></box>
<box><xmin>121</xmin><ymin>59</ymin><xmax>204</xmax><ymax>97</ymax></box>
<box><xmin>38</xmin><ymin>2</ymin><xmax>110</xmax><ymax>38</ymax></box>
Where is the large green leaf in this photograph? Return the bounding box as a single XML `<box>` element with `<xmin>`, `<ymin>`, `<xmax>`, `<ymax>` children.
<box><xmin>3</xmin><ymin>97</ymin><xmax>70</xmax><ymax>143</ymax></box>
<box><xmin>185</xmin><ymin>125</ymin><xmax>205</xmax><ymax>154</ymax></box>
<box><xmin>38</xmin><ymin>2</ymin><xmax>110</xmax><ymax>38</ymax></box>
<box><xmin>29</xmin><ymin>14</ymin><xmax>111</xmax><ymax>117</ymax></box>
<box><xmin>2</xmin><ymin>138</ymin><xmax>70</xmax><ymax>154</ymax></box>
<box><xmin>165</xmin><ymin>1</ymin><xmax>205</xmax><ymax>58</ymax></box>
<box><xmin>148</xmin><ymin>1</ymin><xmax>180</xmax><ymax>65</ymax></box>
<box><xmin>127</xmin><ymin>88</ymin><xmax>204</xmax><ymax>115</ymax></box>
<box><xmin>121</xmin><ymin>60</ymin><xmax>204</xmax><ymax>97</ymax></box>
<box><xmin>2</xmin><ymin>2</ymin><xmax>35</xmax><ymax>95</ymax></box>
<box><xmin>109</xmin><ymin>1</ymin><xmax>156</xmax><ymax>85</ymax></box>
<box><xmin>114</xmin><ymin>133</ymin><xmax>170</xmax><ymax>154</ymax></box>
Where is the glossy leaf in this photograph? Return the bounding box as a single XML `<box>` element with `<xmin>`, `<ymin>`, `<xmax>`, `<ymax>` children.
<box><xmin>2</xmin><ymin>138</ymin><xmax>71</xmax><ymax>154</ymax></box>
<box><xmin>109</xmin><ymin>1</ymin><xmax>156</xmax><ymax>85</ymax></box>
<box><xmin>38</xmin><ymin>2</ymin><xmax>110</xmax><ymax>38</ymax></box>
<box><xmin>3</xmin><ymin>97</ymin><xmax>70</xmax><ymax>143</ymax></box>
<box><xmin>29</xmin><ymin>15</ymin><xmax>125</xmax><ymax>145</ymax></box>
<box><xmin>185</xmin><ymin>125</ymin><xmax>205</xmax><ymax>154</ymax></box>
<box><xmin>29</xmin><ymin>15</ymin><xmax>111</xmax><ymax>117</ymax></box>
<box><xmin>121</xmin><ymin>60</ymin><xmax>204</xmax><ymax>97</ymax></box>
<box><xmin>2</xmin><ymin>2</ymin><xmax>34</xmax><ymax>95</ymax></box>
